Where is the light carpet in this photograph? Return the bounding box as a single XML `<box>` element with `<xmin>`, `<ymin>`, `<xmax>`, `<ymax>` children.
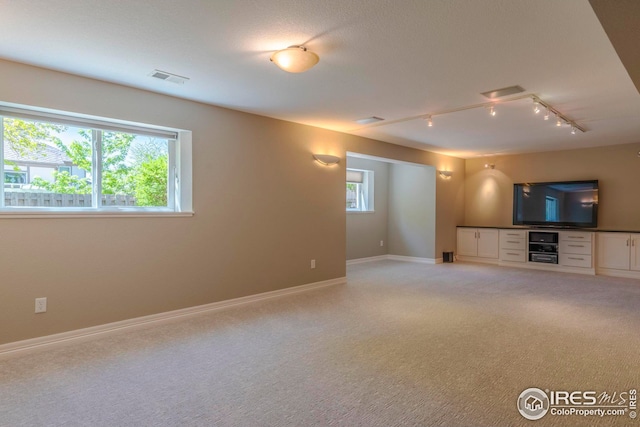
<box><xmin>1</xmin><ymin>260</ymin><xmax>639</xmax><ymax>426</ymax></box>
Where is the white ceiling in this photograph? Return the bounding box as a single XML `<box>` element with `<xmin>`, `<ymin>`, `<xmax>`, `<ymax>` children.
<box><xmin>1</xmin><ymin>0</ymin><xmax>639</xmax><ymax>158</ymax></box>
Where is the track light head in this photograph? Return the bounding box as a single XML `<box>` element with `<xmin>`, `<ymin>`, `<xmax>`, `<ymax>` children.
<box><xmin>544</xmin><ymin>108</ymin><xmax>550</xmax><ymax>120</ymax></box>
<box><xmin>489</xmin><ymin>105</ymin><xmax>496</xmax><ymax>116</ymax></box>
<box><xmin>426</xmin><ymin>115</ymin><xmax>433</xmax><ymax>127</ymax></box>
<box><xmin>533</xmin><ymin>100</ymin><xmax>540</xmax><ymax>114</ymax></box>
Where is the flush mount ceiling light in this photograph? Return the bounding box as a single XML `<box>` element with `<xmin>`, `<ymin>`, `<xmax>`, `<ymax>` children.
<box><xmin>270</xmin><ymin>46</ymin><xmax>319</xmax><ymax>73</ymax></box>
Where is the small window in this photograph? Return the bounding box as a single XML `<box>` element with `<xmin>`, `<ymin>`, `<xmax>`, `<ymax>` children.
<box><xmin>346</xmin><ymin>168</ymin><xmax>374</xmax><ymax>212</ymax></box>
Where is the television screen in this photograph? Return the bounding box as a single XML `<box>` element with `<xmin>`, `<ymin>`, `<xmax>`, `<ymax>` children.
<box><xmin>513</xmin><ymin>180</ymin><xmax>598</xmax><ymax>228</ymax></box>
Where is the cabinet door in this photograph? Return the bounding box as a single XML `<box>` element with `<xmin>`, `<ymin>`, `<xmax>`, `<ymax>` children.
<box><xmin>457</xmin><ymin>228</ymin><xmax>478</xmax><ymax>257</ymax></box>
<box><xmin>477</xmin><ymin>229</ymin><xmax>499</xmax><ymax>259</ymax></box>
<box><xmin>597</xmin><ymin>233</ymin><xmax>630</xmax><ymax>270</ymax></box>
<box><xmin>630</xmin><ymin>234</ymin><xmax>640</xmax><ymax>271</ymax></box>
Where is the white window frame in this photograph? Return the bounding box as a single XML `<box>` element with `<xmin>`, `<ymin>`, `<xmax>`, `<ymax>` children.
<box><xmin>346</xmin><ymin>168</ymin><xmax>374</xmax><ymax>213</ymax></box>
<box><xmin>0</xmin><ymin>104</ymin><xmax>193</xmax><ymax>217</ymax></box>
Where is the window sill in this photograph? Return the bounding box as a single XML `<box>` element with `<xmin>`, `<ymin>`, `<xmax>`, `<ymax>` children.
<box><xmin>0</xmin><ymin>210</ymin><xmax>194</xmax><ymax>219</ymax></box>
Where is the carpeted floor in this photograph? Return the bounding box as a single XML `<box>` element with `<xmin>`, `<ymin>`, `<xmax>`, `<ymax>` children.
<box><xmin>1</xmin><ymin>260</ymin><xmax>639</xmax><ymax>426</ymax></box>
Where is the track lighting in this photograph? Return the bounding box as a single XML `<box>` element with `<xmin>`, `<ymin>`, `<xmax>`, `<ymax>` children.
<box><xmin>412</xmin><ymin>94</ymin><xmax>584</xmax><ymax>134</ymax></box>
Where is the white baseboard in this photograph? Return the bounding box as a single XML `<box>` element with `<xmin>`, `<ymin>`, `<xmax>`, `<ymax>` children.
<box><xmin>346</xmin><ymin>255</ymin><xmax>388</xmax><ymax>265</ymax></box>
<box><xmin>0</xmin><ymin>276</ymin><xmax>346</xmax><ymax>358</ymax></box>
<box><xmin>386</xmin><ymin>255</ymin><xmax>438</xmax><ymax>264</ymax></box>
<box><xmin>456</xmin><ymin>255</ymin><xmax>499</xmax><ymax>265</ymax></box>
<box><xmin>347</xmin><ymin>254</ymin><xmax>439</xmax><ymax>265</ymax></box>
<box><xmin>596</xmin><ymin>267</ymin><xmax>640</xmax><ymax>279</ymax></box>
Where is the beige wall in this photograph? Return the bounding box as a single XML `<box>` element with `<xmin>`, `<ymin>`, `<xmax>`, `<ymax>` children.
<box><xmin>0</xmin><ymin>59</ymin><xmax>465</xmax><ymax>345</ymax></box>
<box><xmin>464</xmin><ymin>142</ymin><xmax>640</xmax><ymax>230</ymax></box>
<box><xmin>388</xmin><ymin>163</ymin><xmax>436</xmax><ymax>258</ymax></box>
<box><xmin>346</xmin><ymin>157</ymin><xmax>389</xmax><ymax>260</ymax></box>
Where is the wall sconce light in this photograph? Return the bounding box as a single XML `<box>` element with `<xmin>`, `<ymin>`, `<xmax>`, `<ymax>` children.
<box><xmin>313</xmin><ymin>154</ymin><xmax>340</xmax><ymax>166</ymax></box>
<box><xmin>484</xmin><ymin>163</ymin><xmax>495</xmax><ymax>169</ymax></box>
<box><xmin>438</xmin><ymin>170</ymin><xmax>453</xmax><ymax>179</ymax></box>
<box><xmin>270</xmin><ymin>46</ymin><xmax>319</xmax><ymax>73</ymax></box>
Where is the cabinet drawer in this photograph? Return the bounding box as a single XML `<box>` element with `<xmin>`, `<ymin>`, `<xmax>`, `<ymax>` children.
<box><xmin>500</xmin><ymin>249</ymin><xmax>526</xmax><ymax>263</ymax></box>
<box><xmin>560</xmin><ymin>254</ymin><xmax>592</xmax><ymax>268</ymax></box>
<box><xmin>501</xmin><ymin>230</ymin><xmax>526</xmax><ymax>239</ymax></box>
<box><xmin>560</xmin><ymin>232</ymin><xmax>592</xmax><ymax>242</ymax></box>
<box><xmin>559</xmin><ymin>240</ymin><xmax>592</xmax><ymax>255</ymax></box>
<box><xmin>500</xmin><ymin>238</ymin><xmax>526</xmax><ymax>250</ymax></box>
<box><xmin>499</xmin><ymin>230</ymin><xmax>526</xmax><ymax>250</ymax></box>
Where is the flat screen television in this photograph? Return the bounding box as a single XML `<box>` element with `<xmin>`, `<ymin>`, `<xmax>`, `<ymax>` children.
<box><xmin>513</xmin><ymin>180</ymin><xmax>598</xmax><ymax>228</ymax></box>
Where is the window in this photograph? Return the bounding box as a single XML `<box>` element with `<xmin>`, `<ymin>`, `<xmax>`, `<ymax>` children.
<box><xmin>0</xmin><ymin>106</ymin><xmax>191</xmax><ymax>214</ymax></box>
<box><xmin>346</xmin><ymin>168</ymin><xmax>374</xmax><ymax>212</ymax></box>
<box><xmin>4</xmin><ymin>171</ymin><xmax>27</xmax><ymax>186</ymax></box>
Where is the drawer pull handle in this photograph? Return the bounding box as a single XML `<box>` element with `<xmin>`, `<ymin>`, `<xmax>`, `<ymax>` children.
<box><xmin>507</xmin><ymin>240</ymin><xmax>520</xmax><ymax>244</ymax></box>
<box><xmin>568</xmin><ymin>236</ymin><xmax>585</xmax><ymax>239</ymax></box>
<box><xmin>568</xmin><ymin>257</ymin><xmax>584</xmax><ymax>261</ymax></box>
<box><xmin>507</xmin><ymin>252</ymin><xmax>520</xmax><ymax>256</ymax></box>
<box><xmin>568</xmin><ymin>244</ymin><xmax>584</xmax><ymax>248</ymax></box>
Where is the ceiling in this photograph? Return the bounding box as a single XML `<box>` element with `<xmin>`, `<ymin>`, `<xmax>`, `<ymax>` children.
<box><xmin>0</xmin><ymin>0</ymin><xmax>639</xmax><ymax>159</ymax></box>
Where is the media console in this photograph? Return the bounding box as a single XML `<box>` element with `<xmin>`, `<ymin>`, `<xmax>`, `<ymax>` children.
<box><xmin>457</xmin><ymin>227</ymin><xmax>595</xmax><ymax>275</ymax></box>
<box><xmin>457</xmin><ymin>227</ymin><xmax>640</xmax><ymax>279</ymax></box>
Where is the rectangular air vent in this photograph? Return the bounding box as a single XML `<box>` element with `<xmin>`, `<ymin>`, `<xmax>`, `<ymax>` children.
<box><xmin>149</xmin><ymin>69</ymin><xmax>190</xmax><ymax>85</ymax></box>
<box><xmin>481</xmin><ymin>85</ymin><xmax>525</xmax><ymax>99</ymax></box>
<box><xmin>354</xmin><ymin>116</ymin><xmax>385</xmax><ymax>125</ymax></box>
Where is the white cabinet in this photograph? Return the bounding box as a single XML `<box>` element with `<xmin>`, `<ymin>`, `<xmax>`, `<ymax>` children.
<box><xmin>499</xmin><ymin>230</ymin><xmax>526</xmax><ymax>263</ymax></box>
<box><xmin>559</xmin><ymin>231</ymin><xmax>593</xmax><ymax>269</ymax></box>
<box><xmin>457</xmin><ymin>228</ymin><xmax>499</xmax><ymax>262</ymax></box>
<box><xmin>597</xmin><ymin>233</ymin><xmax>640</xmax><ymax>274</ymax></box>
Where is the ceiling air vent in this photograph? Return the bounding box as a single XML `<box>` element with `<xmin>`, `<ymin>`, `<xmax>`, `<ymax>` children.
<box><xmin>354</xmin><ymin>116</ymin><xmax>385</xmax><ymax>125</ymax></box>
<box><xmin>149</xmin><ymin>69</ymin><xmax>190</xmax><ymax>85</ymax></box>
<box><xmin>481</xmin><ymin>85</ymin><xmax>525</xmax><ymax>99</ymax></box>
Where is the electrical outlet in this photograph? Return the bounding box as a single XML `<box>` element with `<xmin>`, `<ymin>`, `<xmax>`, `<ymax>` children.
<box><xmin>311</xmin><ymin>259</ymin><xmax>316</xmax><ymax>269</ymax></box>
<box><xmin>380</xmin><ymin>240</ymin><xmax>384</xmax><ymax>247</ymax></box>
<box><xmin>35</xmin><ymin>297</ymin><xmax>47</xmax><ymax>313</ymax></box>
